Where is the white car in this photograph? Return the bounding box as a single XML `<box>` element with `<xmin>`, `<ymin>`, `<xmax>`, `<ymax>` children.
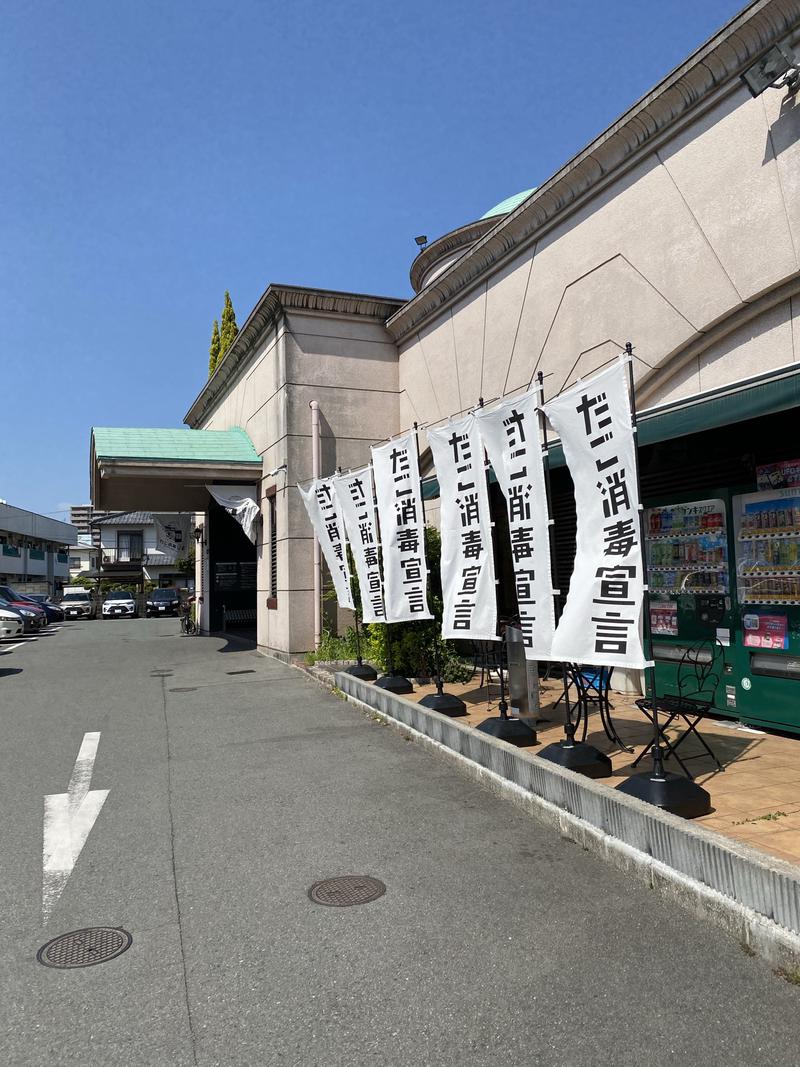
<box><xmin>0</xmin><ymin>606</ymin><xmax>24</xmax><ymax>640</ymax></box>
<box><xmin>102</xmin><ymin>591</ymin><xmax>138</xmax><ymax>619</ymax></box>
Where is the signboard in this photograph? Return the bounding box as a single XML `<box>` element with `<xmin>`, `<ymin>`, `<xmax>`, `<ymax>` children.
<box><xmin>757</xmin><ymin>459</ymin><xmax>800</xmax><ymax>491</ymax></box>
<box><xmin>743</xmin><ymin>612</ymin><xmax>789</xmax><ymax>650</ymax></box>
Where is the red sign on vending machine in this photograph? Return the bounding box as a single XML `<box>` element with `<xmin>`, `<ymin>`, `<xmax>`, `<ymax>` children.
<box><xmin>742</xmin><ymin>613</ymin><xmax>789</xmax><ymax>650</ymax></box>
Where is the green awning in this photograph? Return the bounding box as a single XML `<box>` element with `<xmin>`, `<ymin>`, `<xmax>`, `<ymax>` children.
<box><xmin>421</xmin><ymin>364</ymin><xmax>800</xmax><ymax>498</ymax></box>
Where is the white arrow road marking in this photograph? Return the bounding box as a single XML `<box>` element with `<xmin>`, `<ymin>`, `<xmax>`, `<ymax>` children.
<box><xmin>42</xmin><ymin>731</ymin><xmax>109</xmax><ymax>922</ymax></box>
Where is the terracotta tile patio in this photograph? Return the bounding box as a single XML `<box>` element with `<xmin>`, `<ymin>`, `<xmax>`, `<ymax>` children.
<box><xmin>411</xmin><ymin>673</ymin><xmax>800</xmax><ymax>868</ymax></box>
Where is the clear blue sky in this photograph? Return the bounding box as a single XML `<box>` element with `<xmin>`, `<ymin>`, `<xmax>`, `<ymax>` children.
<box><xmin>1</xmin><ymin>0</ymin><xmax>744</xmax><ymax>519</ymax></box>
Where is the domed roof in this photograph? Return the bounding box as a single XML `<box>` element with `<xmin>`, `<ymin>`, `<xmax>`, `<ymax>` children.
<box><xmin>480</xmin><ymin>188</ymin><xmax>536</xmax><ymax>220</ymax></box>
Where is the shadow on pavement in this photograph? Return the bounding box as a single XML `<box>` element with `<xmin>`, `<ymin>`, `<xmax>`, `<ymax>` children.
<box><xmin>0</xmin><ymin>668</ymin><xmax>23</xmax><ymax>678</ymax></box>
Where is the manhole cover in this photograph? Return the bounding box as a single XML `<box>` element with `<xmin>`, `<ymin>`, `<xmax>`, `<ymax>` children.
<box><xmin>37</xmin><ymin>927</ymin><xmax>133</xmax><ymax>969</ymax></box>
<box><xmin>308</xmin><ymin>876</ymin><xmax>386</xmax><ymax>907</ymax></box>
<box><xmin>169</xmin><ymin>687</ymin><xmax>197</xmax><ymax>692</ymax></box>
<box><xmin>226</xmin><ymin>669</ymin><xmax>255</xmax><ymax>675</ymax></box>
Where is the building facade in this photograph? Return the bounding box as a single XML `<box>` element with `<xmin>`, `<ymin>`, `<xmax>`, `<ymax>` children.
<box><xmin>0</xmin><ymin>503</ymin><xmax>76</xmax><ymax>594</ymax></box>
<box><xmin>91</xmin><ymin>0</ymin><xmax>800</xmax><ymax>720</ymax></box>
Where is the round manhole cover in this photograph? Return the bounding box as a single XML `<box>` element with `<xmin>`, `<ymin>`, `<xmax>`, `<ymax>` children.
<box><xmin>37</xmin><ymin>927</ymin><xmax>133</xmax><ymax>969</ymax></box>
<box><xmin>308</xmin><ymin>875</ymin><xmax>386</xmax><ymax>907</ymax></box>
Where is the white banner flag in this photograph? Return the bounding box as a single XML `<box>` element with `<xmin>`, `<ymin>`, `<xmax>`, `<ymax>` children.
<box><xmin>332</xmin><ymin>467</ymin><xmax>385</xmax><ymax>623</ymax></box>
<box><xmin>152</xmin><ymin>513</ymin><xmax>192</xmax><ymax>556</ymax></box>
<box><xmin>206</xmin><ymin>484</ymin><xmax>260</xmax><ymax>544</ymax></box>
<box><xmin>428</xmin><ymin>415</ymin><xmax>496</xmax><ymax>639</ymax></box>
<box><xmin>475</xmin><ymin>388</ymin><xmax>555</xmax><ymax>659</ymax></box>
<box><xmin>298</xmin><ymin>478</ymin><xmax>355</xmax><ymax>610</ymax></box>
<box><xmin>371</xmin><ymin>432</ymin><xmax>433</xmax><ymax>622</ymax></box>
<box><xmin>544</xmin><ymin>358</ymin><xmax>649</xmax><ymax>669</ymax></box>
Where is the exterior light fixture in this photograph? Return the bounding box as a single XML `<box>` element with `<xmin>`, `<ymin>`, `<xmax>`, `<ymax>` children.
<box><xmin>741</xmin><ymin>43</ymin><xmax>800</xmax><ymax>97</ymax></box>
<box><xmin>193</xmin><ymin>525</ymin><xmax>203</xmax><ymax>543</ymax></box>
<box><xmin>414</xmin><ymin>235</ymin><xmax>428</xmax><ymax>249</ymax></box>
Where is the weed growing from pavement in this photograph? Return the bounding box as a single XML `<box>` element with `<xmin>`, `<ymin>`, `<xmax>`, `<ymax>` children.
<box><xmin>775</xmin><ymin>967</ymin><xmax>800</xmax><ymax>986</ymax></box>
<box><xmin>732</xmin><ymin>811</ymin><xmax>787</xmax><ymax>826</ymax></box>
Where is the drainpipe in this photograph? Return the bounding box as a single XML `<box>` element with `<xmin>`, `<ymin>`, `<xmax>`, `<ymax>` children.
<box><xmin>309</xmin><ymin>400</ymin><xmax>321</xmax><ymax>650</ymax></box>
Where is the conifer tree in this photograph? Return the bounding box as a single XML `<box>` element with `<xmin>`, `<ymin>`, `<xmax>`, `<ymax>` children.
<box><xmin>208</xmin><ymin>319</ymin><xmax>221</xmax><ymax>377</ymax></box>
<box><xmin>218</xmin><ymin>291</ymin><xmax>239</xmax><ymax>362</ymax></box>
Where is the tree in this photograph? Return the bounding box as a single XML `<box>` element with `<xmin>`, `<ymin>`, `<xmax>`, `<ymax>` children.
<box><xmin>208</xmin><ymin>319</ymin><xmax>221</xmax><ymax>377</ymax></box>
<box><xmin>218</xmin><ymin>290</ymin><xmax>239</xmax><ymax>362</ymax></box>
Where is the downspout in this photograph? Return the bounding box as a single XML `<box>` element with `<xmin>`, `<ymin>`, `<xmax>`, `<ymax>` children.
<box><xmin>309</xmin><ymin>400</ymin><xmax>321</xmax><ymax>650</ymax></box>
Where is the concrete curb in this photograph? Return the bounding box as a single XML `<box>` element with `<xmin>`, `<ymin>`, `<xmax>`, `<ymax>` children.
<box><xmin>304</xmin><ymin>662</ymin><xmax>800</xmax><ymax>969</ymax></box>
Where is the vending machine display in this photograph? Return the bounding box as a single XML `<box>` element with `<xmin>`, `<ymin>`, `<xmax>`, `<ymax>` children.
<box><xmin>733</xmin><ymin>488</ymin><xmax>800</xmax><ymax>606</ymax></box>
<box><xmin>645</xmin><ymin>499</ymin><xmax>729</xmax><ymax>597</ymax></box>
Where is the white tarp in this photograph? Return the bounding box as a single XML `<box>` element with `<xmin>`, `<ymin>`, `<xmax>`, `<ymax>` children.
<box><xmin>298</xmin><ymin>478</ymin><xmax>355</xmax><ymax>611</ymax></box>
<box><xmin>332</xmin><ymin>467</ymin><xmax>385</xmax><ymax>623</ymax></box>
<box><xmin>206</xmin><ymin>484</ymin><xmax>260</xmax><ymax>544</ymax></box>
<box><xmin>428</xmin><ymin>415</ymin><xmax>497</xmax><ymax>639</ymax></box>
<box><xmin>371</xmin><ymin>432</ymin><xmax>432</xmax><ymax>622</ymax></box>
<box><xmin>152</xmin><ymin>513</ymin><xmax>192</xmax><ymax>557</ymax></box>
<box><xmin>543</xmin><ymin>358</ymin><xmax>649</xmax><ymax>669</ymax></box>
<box><xmin>475</xmin><ymin>387</ymin><xmax>555</xmax><ymax>660</ymax></box>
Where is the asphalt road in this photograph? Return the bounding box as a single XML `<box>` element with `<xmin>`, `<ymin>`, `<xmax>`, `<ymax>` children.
<box><xmin>1</xmin><ymin>619</ymin><xmax>799</xmax><ymax>1066</ymax></box>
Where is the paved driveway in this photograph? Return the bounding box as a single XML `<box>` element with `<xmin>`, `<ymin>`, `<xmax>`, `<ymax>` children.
<box><xmin>1</xmin><ymin>620</ymin><xmax>798</xmax><ymax>1065</ymax></box>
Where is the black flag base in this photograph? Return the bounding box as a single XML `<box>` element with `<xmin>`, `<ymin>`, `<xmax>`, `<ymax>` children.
<box><xmin>374</xmin><ymin>672</ymin><xmax>413</xmax><ymax>695</ymax></box>
<box><xmin>537</xmin><ymin>738</ymin><xmax>613</xmax><ymax>778</ymax></box>
<box><xmin>476</xmin><ymin>714</ymin><xmax>537</xmax><ymax>746</ymax></box>
<box><xmin>616</xmin><ymin>753</ymin><xmax>712</xmax><ymax>818</ymax></box>
<box><xmin>419</xmin><ymin>690</ymin><xmax>467</xmax><ymax>717</ymax></box>
<box><xmin>345</xmin><ymin>660</ymin><xmax>378</xmax><ymax>682</ymax></box>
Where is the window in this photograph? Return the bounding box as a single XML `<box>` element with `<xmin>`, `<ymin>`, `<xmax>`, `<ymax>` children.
<box><xmin>266</xmin><ymin>487</ymin><xmax>278</xmax><ymax>608</ymax></box>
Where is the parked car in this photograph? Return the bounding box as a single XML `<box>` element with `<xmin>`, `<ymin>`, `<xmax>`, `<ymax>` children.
<box><xmin>146</xmin><ymin>588</ymin><xmax>181</xmax><ymax>617</ymax></box>
<box><xmin>20</xmin><ymin>594</ymin><xmax>64</xmax><ymax>624</ymax></box>
<box><xmin>102</xmin><ymin>591</ymin><xmax>138</xmax><ymax>619</ymax></box>
<box><xmin>0</xmin><ymin>601</ymin><xmax>24</xmax><ymax>641</ymax></box>
<box><xmin>60</xmin><ymin>588</ymin><xmax>97</xmax><ymax>619</ymax></box>
<box><xmin>0</xmin><ymin>586</ymin><xmax>47</xmax><ymax>631</ymax></box>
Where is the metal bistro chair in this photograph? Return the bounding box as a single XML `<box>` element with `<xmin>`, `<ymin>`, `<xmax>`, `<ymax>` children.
<box><xmin>570</xmin><ymin>665</ymin><xmax>631</xmax><ymax>751</ymax></box>
<box><xmin>632</xmin><ymin>639</ymin><xmax>725</xmax><ymax>779</ymax></box>
<box><xmin>470</xmin><ymin>639</ymin><xmax>505</xmax><ymax>689</ymax></box>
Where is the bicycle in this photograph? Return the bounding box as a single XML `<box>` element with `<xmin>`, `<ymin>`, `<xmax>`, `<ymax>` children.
<box><xmin>180</xmin><ymin>599</ymin><xmax>197</xmax><ymax>635</ymax></box>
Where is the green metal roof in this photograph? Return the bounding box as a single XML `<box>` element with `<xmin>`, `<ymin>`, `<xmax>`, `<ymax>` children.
<box><xmin>92</xmin><ymin>426</ymin><xmax>261</xmax><ymax>464</ymax></box>
<box><xmin>480</xmin><ymin>188</ymin><xmax>536</xmax><ymax>220</ymax></box>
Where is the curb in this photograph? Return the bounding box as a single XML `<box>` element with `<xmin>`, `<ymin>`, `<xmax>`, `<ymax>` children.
<box><xmin>305</xmin><ymin>662</ymin><xmax>800</xmax><ymax>969</ymax></box>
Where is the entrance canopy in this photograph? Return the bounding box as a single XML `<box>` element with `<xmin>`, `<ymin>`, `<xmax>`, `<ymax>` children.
<box><xmin>91</xmin><ymin>427</ymin><xmax>263</xmax><ymax>511</ymax></box>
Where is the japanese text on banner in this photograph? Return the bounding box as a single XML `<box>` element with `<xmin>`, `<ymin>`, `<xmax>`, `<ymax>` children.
<box><xmin>475</xmin><ymin>388</ymin><xmax>555</xmax><ymax>660</ymax></box>
<box><xmin>543</xmin><ymin>359</ymin><xmax>649</xmax><ymax>668</ymax></box>
<box><xmin>298</xmin><ymin>478</ymin><xmax>355</xmax><ymax>610</ymax></box>
<box><xmin>428</xmin><ymin>415</ymin><xmax>497</xmax><ymax>640</ymax></box>
<box><xmin>332</xmin><ymin>467</ymin><xmax>385</xmax><ymax>623</ymax></box>
<box><xmin>371</xmin><ymin>432</ymin><xmax>433</xmax><ymax>623</ymax></box>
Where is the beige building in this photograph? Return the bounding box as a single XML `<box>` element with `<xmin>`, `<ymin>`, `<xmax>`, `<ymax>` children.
<box><xmin>92</xmin><ymin>0</ymin><xmax>800</xmax><ymax>669</ymax></box>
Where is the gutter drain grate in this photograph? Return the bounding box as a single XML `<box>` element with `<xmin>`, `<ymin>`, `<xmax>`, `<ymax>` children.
<box><xmin>227</xmin><ymin>669</ymin><xmax>256</xmax><ymax>675</ymax></box>
<box><xmin>308</xmin><ymin>876</ymin><xmax>386</xmax><ymax>907</ymax></box>
<box><xmin>37</xmin><ymin>927</ymin><xmax>133</xmax><ymax>969</ymax></box>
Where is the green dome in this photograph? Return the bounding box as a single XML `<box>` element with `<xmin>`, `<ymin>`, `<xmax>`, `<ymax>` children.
<box><xmin>480</xmin><ymin>188</ymin><xmax>536</xmax><ymax>220</ymax></box>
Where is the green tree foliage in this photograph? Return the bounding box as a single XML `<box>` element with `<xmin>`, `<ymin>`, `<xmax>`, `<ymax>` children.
<box><xmin>208</xmin><ymin>319</ymin><xmax>221</xmax><ymax>377</ymax></box>
<box><xmin>218</xmin><ymin>290</ymin><xmax>239</xmax><ymax>362</ymax></box>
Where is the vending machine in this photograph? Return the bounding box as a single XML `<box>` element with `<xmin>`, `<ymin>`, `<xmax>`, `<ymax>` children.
<box><xmin>644</xmin><ymin>495</ymin><xmax>734</xmax><ymax>711</ymax></box>
<box><xmin>728</xmin><ymin>487</ymin><xmax>800</xmax><ymax>732</ymax></box>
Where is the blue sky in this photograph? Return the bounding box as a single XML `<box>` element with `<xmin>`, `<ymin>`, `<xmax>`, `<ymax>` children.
<box><xmin>1</xmin><ymin>0</ymin><xmax>743</xmax><ymax>519</ymax></box>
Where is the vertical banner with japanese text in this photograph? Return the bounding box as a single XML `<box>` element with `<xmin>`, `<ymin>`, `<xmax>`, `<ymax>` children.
<box><xmin>332</xmin><ymin>467</ymin><xmax>385</xmax><ymax>623</ymax></box>
<box><xmin>543</xmin><ymin>359</ymin><xmax>649</xmax><ymax>668</ymax></box>
<box><xmin>371</xmin><ymin>432</ymin><xmax>433</xmax><ymax>622</ymax></box>
<box><xmin>298</xmin><ymin>478</ymin><xmax>355</xmax><ymax>610</ymax></box>
<box><xmin>475</xmin><ymin>388</ymin><xmax>555</xmax><ymax>659</ymax></box>
<box><xmin>428</xmin><ymin>415</ymin><xmax>497</xmax><ymax>639</ymax></box>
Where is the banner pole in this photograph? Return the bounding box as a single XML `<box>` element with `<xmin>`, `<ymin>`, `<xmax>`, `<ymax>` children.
<box><xmin>535</xmin><ymin>372</ymin><xmax>612</xmax><ymax>778</ymax></box>
<box><xmin>412</xmin><ymin>422</ymin><xmax>467</xmax><ymax>716</ymax></box>
<box><xmin>336</xmin><ymin>466</ymin><xmax>378</xmax><ymax>683</ymax></box>
<box><xmin>615</xmin><ymin>343</ymin><xmax>711</xmax><ymax>816</ymax></box>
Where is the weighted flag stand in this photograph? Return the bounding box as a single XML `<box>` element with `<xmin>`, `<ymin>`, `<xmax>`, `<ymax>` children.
<box><xmin>374</xmin><ymin>624</ymin><xmax>413</xmax><ymax>694</ymax></box>
<box><xmin>534</xmin><ymin>371</ymin><xmax>612</xmax><ymax>778</ymax></box>
<box><xmin>345</xmin><ymin>609</ymin><xmax>378</xmax><ymax>681</ymax></box>
<box><xmin>615</xmin><ymin>344</ymin><xmax>711</xmax><ymax>817</ymax></box>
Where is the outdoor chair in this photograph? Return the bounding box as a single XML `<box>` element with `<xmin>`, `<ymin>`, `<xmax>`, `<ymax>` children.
<box><xmin>569</xmin><ymin>665</ymin><xmax>631</xmax><ymax>751</ymax></box>
<box><xmin>470</xmin><ymin>639</ymin><xmax>504</xmax><ymax>689</ymax></box>
<box><xmin>631</xmin><ymin>639</ymin><xmax>725</xmax><ymax>779</ymax></box>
